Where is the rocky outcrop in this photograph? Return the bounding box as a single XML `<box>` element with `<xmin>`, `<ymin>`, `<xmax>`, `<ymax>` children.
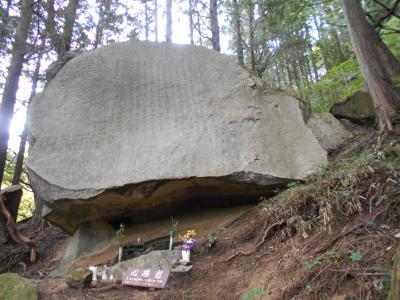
<box><xmin>27</xmin><ymin>41</ymin><xmax>327</xmax><ymax>233</ymax></box>
<box><xmin>0</xmin><ymin>273</ymin><xmax>37</xmax><ymax>300</ymax></box>
<box><xmin>306</xmin><ymin>113</ymin><xmax>353</xmax><ymax>151</ymax></box>
<box><xmin>330</xmin><ymin>90</ymin><xmax>376</xmax><ymax>124</ymax></box>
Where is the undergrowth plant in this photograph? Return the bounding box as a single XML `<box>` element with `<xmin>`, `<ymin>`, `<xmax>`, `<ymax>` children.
<box><xmin>299</xmin><ymin>59</ymin><xmax>364</xmax><ymax>112</ymax></box>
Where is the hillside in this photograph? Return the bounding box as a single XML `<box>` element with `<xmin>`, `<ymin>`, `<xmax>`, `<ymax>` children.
<box><xmin>1</xmin><ymin>128</ymin><xmax>399</xmax><ymax>299</ymax></box>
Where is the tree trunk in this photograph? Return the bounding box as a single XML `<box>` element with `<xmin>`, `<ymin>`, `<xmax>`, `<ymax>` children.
<box><xmin>12</xmin><ymin>41</ymin><xmax>44</xmax><ymax>186</ymax></box>
<box><xmin>166</xmin><ymin>0</ymin><xmax>172</xmax><ymax>42</ymax></box>
<box><xmin>60</xmin><ymin>0</ymin><xmax>79</xmax><ymax>57</ymax></box>
<box><xmin>188</xmin><ymin>0</ymin><xmax>194</xmax><ymax>45</ymax></box>
<box><xmin>45</xmin><ymin>0</ymin><xmax>79</xmax><ymax>57</ymax></box>
<box><xmin>154</xmin><ymin>0</ymin><xmax>158</xmax><ymax>42</ymax></box>
<box><xmin>94</xmin><ymin>0</ymin><xmax>111</xmax><ymax>48</ymax></box>
<box><xmin>0</xmin><ymin>0</ymin><xmax>34</xmax><ymax>186</ymax></box>
<box><xmin>232</xmin><ymin>0</ymin><xmax>244</xmax><ymax>65</ymax></box>
<box><xmin>210</xmin><ymin>0</ymin><xmax>220</xmax><ymax>51</ymax></box>
<box><xmin>340</xmin><ymin>0</ymin><xmax>400</xmax><ymax>131</ymax></box>
<box><xmin>144</xmin><ymin>0</ymin><xmax>149</xmax><ymax>41</ymax></box>
<box><xmin>247</xmin><ymin>0</ymin><xmax>255</xmax><ymax>71</ymax></box>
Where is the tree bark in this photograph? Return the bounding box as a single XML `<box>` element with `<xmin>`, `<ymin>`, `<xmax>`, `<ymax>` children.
<box><xmin>166</xmin><ymin>0</ymin><xmax>172</xmax><ymax>42</ymax></box>
<box><xmin>210</xmin><ymin>0</ymin><xmax>220</xmax><ymax>51</ymax></box>
<box><xmin>232</xmin><ymin>0</ymin><xmax>244</xmax><ymax>65</ymax></box>
<box><xmin>0</xmin><ymin>0</ymin><xmax>34</xmax><ymax>186</ymax></box>
<box><xmin>340</xmin><ymin>0</ymin><xmax>400</xmax><ymax>131</ymax></box>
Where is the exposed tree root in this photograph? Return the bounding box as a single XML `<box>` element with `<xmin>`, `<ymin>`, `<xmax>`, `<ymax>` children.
<box><xmin>223</xmin><ymin>219</ymin><xmax>285</xmax><ymax>262</ymax></box>
<box><xmin>0</xmin><ymin>193</ymin><xmax>37</xmax><ymax>263</ymax></box>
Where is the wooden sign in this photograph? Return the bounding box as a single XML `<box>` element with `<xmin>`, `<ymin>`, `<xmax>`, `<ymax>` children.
<box><xmin>122</xmin><ymin>268</ymin><xmax>170</xmax><ymax>289</ymax></box>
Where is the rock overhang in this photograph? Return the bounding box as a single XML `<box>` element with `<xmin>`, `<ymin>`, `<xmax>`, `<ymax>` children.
<box><xmin>27</xmin><ymin>41</ymin><xmax>328</xmax><ymax>233</ymax></box>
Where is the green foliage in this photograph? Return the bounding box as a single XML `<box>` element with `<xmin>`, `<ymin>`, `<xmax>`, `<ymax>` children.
<box><xmin>170</xmin><ymin>217</ymin><xmax>179</xmax><ymax>238</ymax></box>
<box><xmin>349</xmin><ymin>251</ymin><xmax>363</xmax><ymax>262</ymax></box>
<box><xmin>115</xmin><ymin>223</ymin><xmax>126</xmax><ymax>247</ymax></box>
<box><xmin>381</xmin><ymin>18</ymin><xmax>400</xmax><ymax>59</ymax></box>
<box><xmin>241</xmin><ymin>288</ymin><xmax>265</xmax><ymax>300</ymax></box>
<box><xmin>207</xmin><ymin>233</ymin><xmax>216</xmax><ymax>248</ymax></box>
<box><xmin>1</xmin><ymin>151</ymin><xmax>34</xmax><ymax>221</ymax></box>
<box><xmin>301</xmin><ymin>59</ymin><xmax>364</xmax><ymax>112</ymax></box>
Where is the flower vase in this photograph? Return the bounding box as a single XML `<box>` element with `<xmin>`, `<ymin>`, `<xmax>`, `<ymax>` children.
<box><xmin>182</xmin><ymin>249</ymin><xmax>191</xmax><ymax>262</ymax></box>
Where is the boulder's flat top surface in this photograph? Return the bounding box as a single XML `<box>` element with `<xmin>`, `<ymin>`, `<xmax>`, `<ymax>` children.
<box><xmin>28</xmin><ymin>41</ymin><xmax>326</xmax><ymax>201</ymax></box>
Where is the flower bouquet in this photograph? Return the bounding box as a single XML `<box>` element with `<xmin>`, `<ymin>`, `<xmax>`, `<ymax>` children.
<box><xmin>181</xmin><ymin>229</ymin><xmax>196</xmax><ymax>262</ymax></box>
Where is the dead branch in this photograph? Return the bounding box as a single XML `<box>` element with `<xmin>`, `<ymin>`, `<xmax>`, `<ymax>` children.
<box><xmin>223</xmin><ymin>219</ymin><xmax>285</xmax><ymax>262</ymax></box>
<box><xmin>0</xmin><ymin>193</ymin><xmax>37</xmax><ymax>263</ymax></box>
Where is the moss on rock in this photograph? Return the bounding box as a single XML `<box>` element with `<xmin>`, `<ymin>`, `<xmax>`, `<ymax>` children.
<box><xmin>65</xmin><ymin>267</ymin><xmax>92</xmax><ymax>289</ymax></box>
<box><xmin>0</xmin><ymin>273</ymin><xmax>37</xmax><ymax>300</ymax></box>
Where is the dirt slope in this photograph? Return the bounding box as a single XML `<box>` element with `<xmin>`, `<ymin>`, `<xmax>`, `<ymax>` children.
<box><xmin>1</xmin><ymin>129</ymin><xmax>399</xmax><ymax>300</ymax></box>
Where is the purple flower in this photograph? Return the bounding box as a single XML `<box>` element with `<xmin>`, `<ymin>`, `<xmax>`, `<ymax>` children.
<box><xmin>182</xmin><ymin>238</ymin><xmax>197</xmax><ymax>251</ymax></box>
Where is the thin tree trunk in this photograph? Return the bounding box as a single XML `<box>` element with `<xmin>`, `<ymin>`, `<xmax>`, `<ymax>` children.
<box><xmin>154</xmin><ymin>0</ymin><xmax>158</xmax><ymax>42</ymax></box>
<box><xmin>12</xmin><ymin>41</ymin><xmax>44</xmax><ymax>186</ymax></box>
<box><xmin>60</xmin><ymin>0</ymin><xmax>79</xmax><ymax>56</ymax></box>
<box><xmin>166</xmin><ymin>0</ymin><xmax>172</xmax><ymax>42</ymax></box>
<box><xmin>340</xmin><ymin>0</ymin><xmax>400</xmax><ymax>131</ymax></box>
<box><xmin>94</xmin><ymin>0</ymin><xmax>105</xmax><ymax>48</ymax></box>
<box><xmin>144</xmin><ymin>0</ymin><xmax>149</xmax><ymax>41</ymax></box>
<box><xmin>196</xmin><ymin>8</ymin><xmax>202</xmax><ymax>46</ymax></box>
<box><xmin>188</xmin><ymin>0</ymin><xmax>194</xmax><ymax>45</ymax></box>
<box><xmin>0</xmin><ymin>0</ymin><xmax>34</xmax><ymax>186</ymax></box>
<box><xmin>232</xmin><ymin>0</ymin><xmax>244</xmax><ymax>65</ymax></box>
<box><xmin>210</xmin><ymin>0</ymin><xmax>220</xmax><ymax>51</ymax></box>
<box><xmin>247</xmin><ymin>0</ymin><xmax>255</xmax><ymax>71</ymax></box>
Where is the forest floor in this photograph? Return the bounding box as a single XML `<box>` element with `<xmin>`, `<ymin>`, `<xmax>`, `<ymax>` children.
<box><xmin>1</xmin><ymin>128</ymin><xmax>400</xmax><ymax>300</ymax></box>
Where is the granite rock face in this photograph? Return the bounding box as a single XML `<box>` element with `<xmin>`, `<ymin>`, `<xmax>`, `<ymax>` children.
<box><xmin>28</xmin><ymin>41</ymin><xmax>327</xmax><ymax>233</ymax></box>
<box><xmin>306</xmin><ymin>112</ymin><xmax>353</xmax><ymax>151</ymax></box>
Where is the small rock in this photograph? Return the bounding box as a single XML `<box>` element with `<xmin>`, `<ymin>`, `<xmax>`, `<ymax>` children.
<box><xmin>0</xmin><ymin>273</ymin><xmax>38</xmax><ymax>300</ymax></box>
<box><xmin>171</xmin><ymin>265</ymin><xmax>193</xmax><ymax>273</ymax></box>
<box><xmin>65</xmin><ymin>268</ymin><xmax>92</xmax><ymax>289</ymax></box>
<box><xmin>394</xmin><ymin>231</ymin><xmax>400</xmax><ymax>239</ymax></box>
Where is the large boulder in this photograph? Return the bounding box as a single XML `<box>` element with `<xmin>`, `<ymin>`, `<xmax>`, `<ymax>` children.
<box><xmin>0</xmin><ymin>273</ymin><xmax>37</xmax><ymax>300</ymax></box>
<box><xmin>330</xmin><ymin>90</ymin><xmax>376</xmax><ymax>124</ymax></box>
<box><xmin>306</xmin><ymin>113</ymin><xmax>353</xmax><ymax>151</ymax></box>
<box><xmin>27</xmin><ymin>41</ymin><xmax>327</xmax><ymax>233</ymax></box>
